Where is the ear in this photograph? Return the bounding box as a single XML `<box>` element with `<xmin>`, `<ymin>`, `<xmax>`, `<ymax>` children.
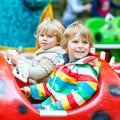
<box><xmin>90</xmin><ymin>43</ymin><xmax>93</xmax><ymax>48</ymax></box>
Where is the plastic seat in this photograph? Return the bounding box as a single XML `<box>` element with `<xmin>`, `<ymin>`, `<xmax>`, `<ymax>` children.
<box><xmin>0</xmin><ymin>53</ymin><xmax>120</xmax><ymax>120</ymax></box>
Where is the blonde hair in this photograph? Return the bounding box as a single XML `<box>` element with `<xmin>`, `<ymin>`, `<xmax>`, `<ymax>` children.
<box><xmin>35</xmin><ymin>17</ymin><xmax>65</xmax><ymax>45</ymax></box>
<box><xmin>60</xmin><ymin>21</ymin><xmax>94</xmax><ymax>49</ymax></box>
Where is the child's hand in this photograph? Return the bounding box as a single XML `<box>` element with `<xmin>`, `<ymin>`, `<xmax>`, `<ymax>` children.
<box><xmin>7</xmin><ymin>50</ymin><xmax>17</xmax><ymax>57</ymax></box>
<box><xmin>20</xmin><ymin>87</ymin><xmax>30</xmax><ymax>98</ymax></box>
<box><xmin>7</xmin><ymin>50</ymin><xmax>19</xmax><ymax>65</ymax></box>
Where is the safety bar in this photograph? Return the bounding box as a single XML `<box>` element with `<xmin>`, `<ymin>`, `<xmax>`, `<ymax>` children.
<box><xmin>93</xmin><ymin>44</ymin><xmax>120</xmax><ymax>49</ymax></box>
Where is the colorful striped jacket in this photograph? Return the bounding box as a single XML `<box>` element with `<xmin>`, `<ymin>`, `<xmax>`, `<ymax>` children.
<box><xmin>24</xmin><ymin>54</ymin><xmax>101</xmax><ymax>110</ymax></box>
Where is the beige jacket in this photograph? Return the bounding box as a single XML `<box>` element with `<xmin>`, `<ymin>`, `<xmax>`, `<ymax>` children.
<box><xmin>17</xmin><ymin>46</ymin><xmax>66</xmax><ymax>83</ymax></box>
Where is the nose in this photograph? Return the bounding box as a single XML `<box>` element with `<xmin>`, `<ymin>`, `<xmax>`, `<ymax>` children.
<box><xmin>78</xmin><ymin>42</ymin><xmax>83</xmax><ymax>48</ymax></box>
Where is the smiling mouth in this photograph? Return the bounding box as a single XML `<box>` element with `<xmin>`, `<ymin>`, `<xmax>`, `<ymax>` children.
<box><xmin>75</xmin><ymin>51</ymin><xmax>84</xmax><ymax>53</ymax></box>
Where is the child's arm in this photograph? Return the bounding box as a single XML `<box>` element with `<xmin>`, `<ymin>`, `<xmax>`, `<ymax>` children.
<box><xmin>26</xmin><ymin>56</ymin><xmax>57</xmax><ymax>81</ymax></box>
<box><xmin>16</xmin><ymin>54</ymin><xmax>57</xmax><ymax>81</ymax></box>
<box><xmin>21</xmin><ymin>82</ymin><xmax>51</xmax><ymax>100</ymax></box>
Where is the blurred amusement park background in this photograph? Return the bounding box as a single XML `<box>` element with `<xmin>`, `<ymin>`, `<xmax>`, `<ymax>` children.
<box><xmin>0</xmin><ymin>0</ymin><xmax>120</xmax><ymax>61</ymax></box>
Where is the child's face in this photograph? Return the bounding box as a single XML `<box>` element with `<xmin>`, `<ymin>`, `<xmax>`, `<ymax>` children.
<box><xmin>38</xmin><ymin>33</ymin><xmax>57</xmax><ymax>50</ymax></box>
<box><xmin>67</xmin><ymin>37</ymin><xmax>91</xmax><ymax>61</ymax></box>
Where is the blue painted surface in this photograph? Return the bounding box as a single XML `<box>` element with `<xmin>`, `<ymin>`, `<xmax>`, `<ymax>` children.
<box><xmin>0</xmin><ymin>0</ymin><xmax>49</xmax><ymax>48</ymax></box>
